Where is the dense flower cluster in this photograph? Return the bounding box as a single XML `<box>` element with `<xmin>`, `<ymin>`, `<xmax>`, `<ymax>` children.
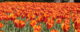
<box><xmin>0</xmin><ymin>2</ymin><xmax>80</xmax><ymax>32</ymax></box>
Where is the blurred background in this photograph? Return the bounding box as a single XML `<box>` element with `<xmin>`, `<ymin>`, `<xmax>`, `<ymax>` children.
<box><xmin>0</xmin><ymin>0</ymin><xmax>80</xmax><ymax>2</ymax></box>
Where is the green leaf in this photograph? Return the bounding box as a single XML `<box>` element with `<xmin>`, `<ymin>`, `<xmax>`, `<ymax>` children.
<box><xmin>68</xmin><ymin>19</ymin><xmax>74</xmax><ymax>32</ymax></box>
<box><xmin>41</xmin><ymin>22</ymin><xmax>50</xmax><ymax>32</ymax></box>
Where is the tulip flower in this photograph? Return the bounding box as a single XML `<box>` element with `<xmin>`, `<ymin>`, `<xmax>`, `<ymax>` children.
<box><xmin>9</xmin><ymin>13</ymin><xmax>17</xmax><ymax>20</ymax></box>
<box><xmin>30</xmin><ymin>20</ymin><xmax>37</xmax><ymax>27</ymax></box>
<box><xmin>46</xmin><ymin>18</ymin><xmax>54</xmax><ymax>29</ymax></box>
<box><xmin>61</xmin><ymin>23</ymin><xmax>70</xmax><ymax>32</ymax></box>
<box><xmin>14</xmin><ymin>19</ymin><xmax>25</xmax><ymax>28</ymax></box>
<box><xmin>33</xmin><ymin>25</ymin><xmax>41</xmax><ymax>32</ymax></box>
<box><xmin>0</xmin><ymin>23</ymin><xmax>4</xmax><ymax>28</ymax></box>
<box><xmin>50</xmin><ymin>29</ymin><xmax>58</xmax><ymax>32</ymax></box>
<box><xmin>56</xmin><ymin>18</ymin><xmax>62</xmax><ymax>24</ymax></box>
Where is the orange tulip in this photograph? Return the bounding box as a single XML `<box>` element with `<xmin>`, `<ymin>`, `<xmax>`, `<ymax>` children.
<box><xmin>9</xmin><ymin>13</ymin><xmax>17</xmax><ymax>20</ymax></box>
<box><xmin>46</xmin><ymin>23</ymin><xmax>53</xmax><ymax>29</ymax></box>
<box><xmin>33</xmin><ymin>30</ymin><xmax>40</xmax><ymax>32</ymax></box>
<box><xmin>36</xmin><ymin>16</ymin><xmax>43</xmax><ymax>22</ymax></box>
<box><xmin>76</xmin><ymin>29</ymin><xmax>80</xmax><ymax>32</ymax></box>
<box><xmin>0</xmin><ymin>23</ymin><xmax>4</xmax><ymax>28</ymax></box>
<box><xmin>46</xmin><ymin>18</ymin><xmax>54</xmax><ymax>29</ymax></box>
<box><xmin>33</xmin><ymin>25</ymin><xmax>41</xmax><ymax>31</ymax></box>
<box><xmin>64</xmin><ymin>19</ymin><xmax>70</xmax><ymax>24</ymax></box>
<box><xmin>27</xmin><ymin>13</ymin><xmax>36</xmax><ymax>20</ymax></box>
<box><xmin>50</xmin><ymin>29</ymin><xmax>58</xmax><ymax>32</ymax></box>
<box><xmin>61</xmin><ymin>23</ymin><xmax>70</xmax><ymax>32</ymax></box>
<box><xmin>30</xmin><ymin>20</ymin><xmax>37</xmax><ymax>27</ymax></box>
<box><xmin>14</xmin><ymin>19</ymin><xmax>25</xmax><ymax>28</ymax></box>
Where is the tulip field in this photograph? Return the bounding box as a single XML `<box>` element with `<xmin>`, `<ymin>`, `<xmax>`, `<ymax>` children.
<box><xmin>0</xmin><ymin>2</ymin><xmax>80</xmax><ymax>32</ymax></box>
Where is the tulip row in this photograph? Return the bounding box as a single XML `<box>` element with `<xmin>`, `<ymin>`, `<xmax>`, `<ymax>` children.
<box><xmin>0</xmin><ymin>2</ymin><xmax>80</xmax><ymax>32</ymax></box>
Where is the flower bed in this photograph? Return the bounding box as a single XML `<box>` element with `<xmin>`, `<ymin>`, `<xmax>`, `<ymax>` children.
<box><xmin>0</xmin><ymin>2</ymin><xmax>80</xmax><ymax>32</ymax></box>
